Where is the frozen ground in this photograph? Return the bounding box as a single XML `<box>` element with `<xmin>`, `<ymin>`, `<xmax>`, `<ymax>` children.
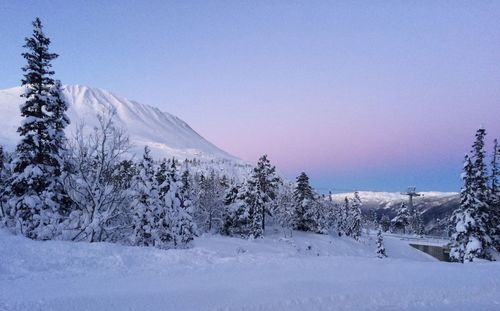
<box><xmin>1</xmin><ymin>229</ymin><xmax>499</xmax><ymax>311</ymax></box>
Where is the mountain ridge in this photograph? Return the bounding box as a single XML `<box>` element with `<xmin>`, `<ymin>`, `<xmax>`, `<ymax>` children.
<box><xmin>0</xmin><ymin>84</ymin><xmax>239</xmax><ymax>162</ymax></box>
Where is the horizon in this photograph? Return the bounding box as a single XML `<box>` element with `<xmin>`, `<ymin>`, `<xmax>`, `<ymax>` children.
<box><xmin>1</xmin><ymin>1</ymin><xmax>500</xmax><ymax>192</ymax></box>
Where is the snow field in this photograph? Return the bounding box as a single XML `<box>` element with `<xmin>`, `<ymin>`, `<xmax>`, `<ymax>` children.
<box><xmin>1</xmin><ymin>229</ymin><xmax>499</xmax><ymax>311</ymax></box>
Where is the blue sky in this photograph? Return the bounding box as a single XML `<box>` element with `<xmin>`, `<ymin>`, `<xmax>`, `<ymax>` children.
<box><xmin>1</xmin><ymin>1</ymin><xmax>500</xmax><ymax>192</ymax></box>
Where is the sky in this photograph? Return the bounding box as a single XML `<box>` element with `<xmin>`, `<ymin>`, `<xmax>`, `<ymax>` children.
<box><xmin>1</xmin><ymin>1</ymin><xmax>500</xmax><ymax>192</ymax></box>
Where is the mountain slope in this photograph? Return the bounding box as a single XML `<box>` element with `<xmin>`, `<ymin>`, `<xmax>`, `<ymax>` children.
<box><xmin>0</xmin><ymin>85</ymin><xmax>237</xmax><ymax>161</ymax></box>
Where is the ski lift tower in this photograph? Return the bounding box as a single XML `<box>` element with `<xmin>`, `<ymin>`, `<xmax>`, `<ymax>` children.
<box><xmin>401</xmin><ymin>186</ymin><xmax>422</xmax><ymax>211</ymax></box>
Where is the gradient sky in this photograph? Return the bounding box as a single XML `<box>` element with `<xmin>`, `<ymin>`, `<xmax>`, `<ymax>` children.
<box><xmin>1</xmin><ymin>1</ymin><xmax>500</xmax><ymax>192</ymax></box>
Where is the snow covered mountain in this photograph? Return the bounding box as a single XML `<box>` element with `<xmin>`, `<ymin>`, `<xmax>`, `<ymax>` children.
<box><xmin>0</xmin><ymin>85</ymin><xmax>237</xmax><ymax>162</ymax></box>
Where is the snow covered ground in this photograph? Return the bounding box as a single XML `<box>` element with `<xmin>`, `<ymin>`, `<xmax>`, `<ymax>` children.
<box><xmin>1</xmin><ymin>229</ymin><xmax>499</xmax><ymax>311</ymax></box>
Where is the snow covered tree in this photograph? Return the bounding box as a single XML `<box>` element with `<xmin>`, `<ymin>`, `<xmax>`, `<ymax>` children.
<box><xmin>333</xmin><ymin>199</ymin><xmax>344</xmax><ymax>236</ymax></box>
<box><xmin>0</xmin><ymin>146</ymin><xmax>10</xmax><ymax>221</ymax></box>
<box><xmin>163</xmin><ymin>160</ymin><xmax>197</xmax><ymax>248</ymax></box>
<box><xmin>292</xmin><ymin>172</ymin><xmax>315</xmax><ymax>231</ymax></box>
<box><xmin>324</xmin><ymin>192</ymin><xmax>338</xmax><ymax>232</ymax></box>
<box><xmin>380</xmin><ymin>215</ymin><xmax>391</xmax><ymax>232</ymax></box>
<box><xmin>376</xmin><ymin>227</ymin><xmax>387</xmax><ymax>258</ymax></box>
<box><xmin>392</xmin><ymin>202</ymin><xmax>409</xmax><ymax>234</ymax></box>
<box><xmin>251</xmin><ymin>155</ymin><xmax>281</xmax><ymax>231</ymax></box>
<box><xmin>9</xmin><ymin>18</ymin><xmax>71</xmax><ymax>239</ymax></box>
<box><xmin>337</xmin><ymin>197</ymin><xmax>351</xmax><ymax>236</ymax></box>
<box><xmin>347</xmin><ymin>191</ymin><xmax>363</xmax><ymax>240</ymax></box>
<box><xmin>65</xmin><ymin>110</ymin><xmax>132</xmax><ymax>242</ymax></box>
<box><xmin>239</xmin><ymin>176</ymin><xmax>265</xmax><ymax>238</ymax></box>
<box><xmin>416</xmin><ymin>210</ymin><xmax>425</xmax><ymax>237</ymax></box>
<box><xmin>450</xmin><ymin>153</ymin><xmax>492</xmax><ymax>262</ymax></box>
<box><xmin>272</xmin><ymin>183</ymin><xmax>295</xmax><ymax>237</ymax></box>
<box><xmin>489</xmin><ymin>139</ymin><xmax>500</xmax><ymax>250</ymax></box>
<box><xmin>221</xmin><ymin>182</ymin><xmax>241</xmax><ymax>236</ymax></box>
<box><xmin>131</xmin><ymin>146</ymin><xmax>158</xmax><ymax>246</ymax></box>
<box><xmin>312</xmin><ymin>195</ymin><xmax>331</xmax><ymax>234</ymax></box>
<box><xmin>113</xmin><ymin>160</ymin><xmax>136</xmax><ymax>190</ymax></box>
<box><xmin>196</xmin><ymin>171</ymin><xmax>225</xmax><ymax>232</ymax></box>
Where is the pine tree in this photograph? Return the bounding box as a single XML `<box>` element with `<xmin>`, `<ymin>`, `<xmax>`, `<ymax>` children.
<box><xmin>450</xmin><ymin>154</ymin><xmax>492</xmax><ymax>262</ymax></box>
<box><xmin>380</xmin><ymin>215</ymin><xmax>391</xmax><ymax>232</ymax></box>
<box><xmin>273</xmin><ymin>184</ymin><xmax>295</xmax><ymax>237</ymax></box>
<box><xmin>132</xmin><ymin>147</ymin><xmax>158</xmax><ymax>247</ymax></box>
<box><xmin>293</xmin><ymin>172</ymin><xmax>315</xmax><ymax>231</ymax></box>
<box><xmin>339</xmin><ymin>197</ymin><xmax>351</xmax><ymax>236</ymax></box>
<box><xmin>393</xmin><ymin>202</ymin><xmax>409</xmax><ymax>234</ymax></box>
<box><xmin>376</xmin><ymin>227</ymin><xmax>387</xmax><ymax>258</ymax></box>
<box><xmin>312</xmin><ymin>195</ymin><xmax>330</xmax><ymax>234</ymax></box>
<box><xmin>170</xmin><ymin>164</ymin><xmax>197</xmax><ymax>248</ymax></box>
<box><xmin>9</xmin><ymin>18</ymin><xmax>70</xmax><ymax>239</ymax></box>
<box><xmin>489</xmin><ymin>139</ymin><xmax>500</xmax><ymax>250</ymax></box>
<box><xmin>0</xmin><ymin>146</ymin><xmax>8</xmax><ymax>220</ymax></box>
<box><xmin>240</xmin><ymin>176</ymin><xmax>265</xmax><ymax>238</ymax></box>
<box><xmin>154</xmin><ymin>159</ymin><xmax>176</xmax><ymax>248</ymax></box>
<box><xmin>151</xmin><ymin>158</ymin><xmax>197</xmax><ymax>248</ymax></box>
<box><xmin>221</xmin><ymin>184</ymin><xmax>237</xmax><ymax>236</ymax></box>
<box><xmin>333</xmin><ymin>199</ymin><xmax>344</xmax><ymax>236</ymax></box>
<box><xmin>251</xmin><ymin>155</ymin><xmax>281</xmax><ymax>231</ymax></box>
<box><xmin>416</xmin><ymin>210</ymin><xmax>425</xmax><ymax>237</ymax></box>
<box><xmin>348</xmin><ymin>191</ymin><xmax>363</xmax><ymax>240</ymax></box>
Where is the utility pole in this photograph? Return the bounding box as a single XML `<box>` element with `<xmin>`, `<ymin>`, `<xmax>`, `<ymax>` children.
<box><xmin>401</xmin><ymin>186</ymin><xmax>424</xmax><ymax>236</ymax></box>
<box><xmin>401</xmin><ymin>186</ymin><xmax>421</xmax><ymax>211</ymax></box>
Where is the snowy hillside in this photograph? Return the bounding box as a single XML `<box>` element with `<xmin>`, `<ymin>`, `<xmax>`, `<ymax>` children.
<box><xmin>1</xmin><ymin>229</ymin><xmax>499</xmax><ymax>311</ymax></box>
<box><xmin>0</xmin><ymin>85</ymin><xmax>237</xmax><ymax>161</ymax></box>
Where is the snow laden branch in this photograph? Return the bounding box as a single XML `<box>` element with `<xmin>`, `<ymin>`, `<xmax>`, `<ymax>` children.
<box><xmin>64</xmin><ymin>108</ymin><xmax>133</xmax><ymax>242</ymax></box>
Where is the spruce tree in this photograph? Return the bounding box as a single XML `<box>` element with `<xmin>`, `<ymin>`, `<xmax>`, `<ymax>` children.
<box><xmin>348</xmin><ymin>191</ymin><xmax>363</xmax><ymax>240</ymax></box>
<box><xmin>153</xmin><ymin>158</ymin><xmax>196</xmax><ymax>248</ymax></box>
<box><xmin>376</xmin><ymin>227</ymin><xmax>387</xmax><ymax>258</ymax></box>
<box><xmin>312</xmin><ymin>195</ymin><xmax>330</xmax><ymax>234</ymax></box>
<box><xmin>393</xmin><ymin>202</ymin><xmax>409</xmax><ymax>234</ymax></box>
<box><xmin>340</xmin><ymin>197</ymin><xmax>350</xmax><ymax>236</ymax></box>
<box><xmin>155</xmin><ymin>159</ymin><xmax>177</xmax><ymax>248</ymax></box>
<box><xmin>240</xmin><ymin>176</ymin><xmax>265</xmax><ymax>238</ymax></box>
<box><xmin>221</xmin><ymin>182</ymin><xmax>241</xmax><ymax>236</ymax></box>
<box><xmin>490</xmin><ymin>139</ymin><xmax>500</xmax><ymax>250</ymax></box>
<box><xmin>251</xmin><ymin>155</ymin><xmax>281</xmax><ymax>231</ymax></box>
<box><xmin>450</xmin><ymin>154</ymin><xmax>492</xmax><ymax>262</ymax></box>
<box><xmin>0</xmin><ymin>146</ymin><xmax>8</xmax><ymax>220</ymax></box>
<box><xmin>273</xmin><ymin>184</ymin><xmax>295</xmax><ymax>237</ymax></box>
<box><xmin>170</xmin><ymin>165</ymin><xmax>197</xmax><ymax>247</ymax></box>
<box><xmin>292</xmin><ymin>172</ymin><xmax>315</xmax><ymax>231</ymax></box>
<box><xmin>10</xmin><ymin>18</ymin><xmax>70</xmax><ymax>239</ymax></box>
<box><xmin>380</xmin><ymin>215</ymin><xmax>391</xmax><ymax>232</ymax></box>
<box><xmin>132</xmin><ymin>147</ymin><xmax>158</xmax><ymax>246</ymax></box>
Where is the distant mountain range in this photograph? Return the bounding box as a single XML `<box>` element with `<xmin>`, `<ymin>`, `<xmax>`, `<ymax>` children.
<box><xmin>331</xmin><ymin>191</ymin><xmax>460</xmax><ymax>233</ymax></box>
<box><xmin>0</xmin><ymin>85</ymin><xmax>238</xmax><ymax>162</ymax></box>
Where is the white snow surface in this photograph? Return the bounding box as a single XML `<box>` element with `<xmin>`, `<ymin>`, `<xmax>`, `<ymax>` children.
<box><xmin>0</xmin><ymin>85</ymin><xmax>237</xmax><ymax>161</ymax></box>
<box><xmin>1</xmin><ymin>229</ymin><xmax>499</xmax><ymax>311</ymax></box>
